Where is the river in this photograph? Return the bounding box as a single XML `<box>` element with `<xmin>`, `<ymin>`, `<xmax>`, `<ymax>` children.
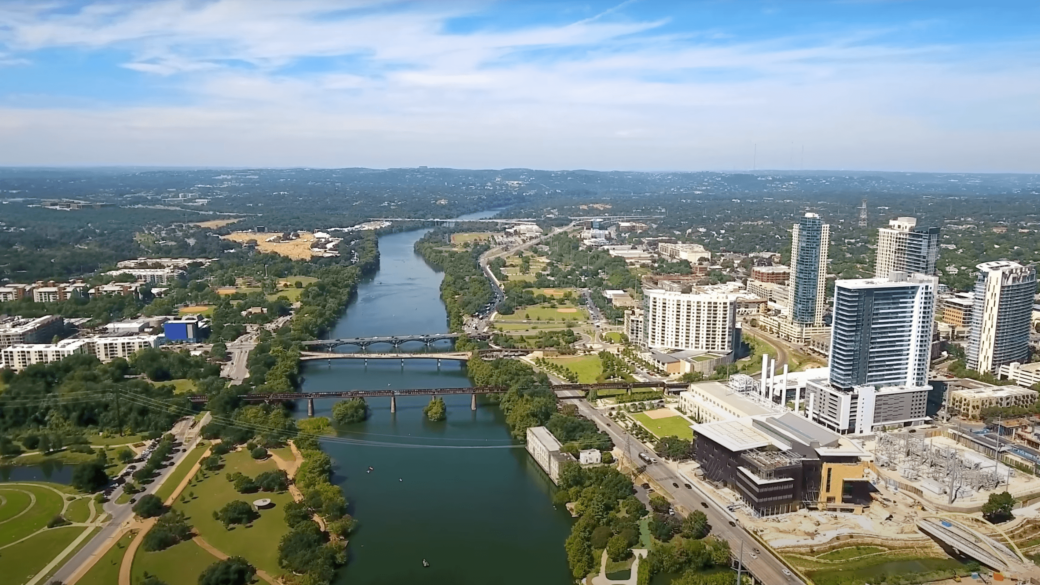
<box><xmin>300</xmin><ymin>214</ymin><xmax>574</xmax><ymax>585</ymax></box>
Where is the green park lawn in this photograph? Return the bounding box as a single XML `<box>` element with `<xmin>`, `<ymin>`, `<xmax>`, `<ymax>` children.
<box><xmin>271</xmin><ymin>446</ymin><xmax>296</xmax><ymax>464</ymax></box>
<box><xmin>531</xmin><ymin>287</ymin><xmax>578</xmax><ymax>298</ymax></box>
<box><xmin>178</xmin><ymin>305</ymin><xmax>215</xmax><ymax>317</ymax></box>
<box><xmin>132</xmin><ymin>538</ymin><xmax>220</xmax><ymax>585</ymax></box>
<box><xmin>153</xmin><ymin>442</ymin><xmax>210</xmax><ymax>503</ymax></box>
<box><xmin>603</xmin><ymin>332</ymin><xmax>625</xmax><ymax>343</ymax></box>
<box><xmin>0</xmin><ymin>487</ymin><xmax>33</xmax><ymax>523</ymax></box>
<box><xmin>64</xmin><ymin>497</ymin><xmax>92</xmax><ymax>523</ymax></box>
<box><xmin>268</xmin><ymin>287</ymin><xmax>304</xmax><ymax>302</ymax></box>
<box><xmin>150</xmin><ymin>378</ymin><xmax>197</xmax><ymax>395</ymax></box>
<box><xmin>277</xmin><ymin>276</ymin><xmax>318</xmax><ymax>287</ymax></box>
<box><xmin>632</xmin><ymin>412</ymin><xmax>694</xmax><ymax>440</ymax></box>
<box><xmin>78</xmin><ymin>531</ymin><xmax>136</xmax><ymax>585</ymax></box>
<box><xmin>89</xmin><ymin>434</ymin><xmax>144</xmax><ymax>447</ymax></box>
<box><xmin>36</xmin><ymin>527</ymin><xmax>99</xmax><ymax>585</ymax></box>
<box><xmin>492</xmin><ymin>322</ymin><xmax>570</xmax><ymax>332</ymax></box>
<box><xmin>516</xmin><ymin>304</ymin><xmax>589</xmax><ymax>322</ymax></box>
<box><xmin>170</xmin><ymin>449</ymin><xmax>293</xmax><ymax>577</ymax></box>
<box><xmin>0</xmin><ymin>525</ymin><xmax>86</xmax><ymax>584</ymax></box>
<box><xmin>0</xmin><ymin>484</ymin><xmax>66</xmax><ymax>547</ymax></box>
<box><xmin>547</xmin><ymin>355</ymin><xmax>603</xmax><ymax>384</ymax></box>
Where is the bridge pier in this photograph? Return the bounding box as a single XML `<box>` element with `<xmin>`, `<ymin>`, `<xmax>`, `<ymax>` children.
<box><xmin>307</xmin><ymin>398</ymin><xmax>315</xmax><ymax>417</ymax></box>
<box><xmin>390</xmin><ymin>395</ymin><xmax>396</xmax><ymax>414</ymax></box>
<box><xmin>401</xmin><ymin>359</ymin><xmax>405</xmax><ymax>368</ymax></box>
<box><xmin>437</xmin><ymin>359</ymin><xmax>441</xmax><ymax>368</ymax></box>
<box><xmin>471</xmin><ymin>393</ymin><xmax>477</xmax><ymax>411</ymax></box>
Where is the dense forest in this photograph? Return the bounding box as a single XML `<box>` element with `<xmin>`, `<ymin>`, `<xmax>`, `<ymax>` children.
<box><xmin>414</xmin><ymin>231</ymin><xmax>493</xmax><ymax>331</ymax></box>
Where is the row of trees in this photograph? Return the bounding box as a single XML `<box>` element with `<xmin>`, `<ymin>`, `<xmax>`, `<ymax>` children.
<box><xmin>414</xmin><ymin>232</ymin><xmax>494</xmax><ymax>331</ymax></box>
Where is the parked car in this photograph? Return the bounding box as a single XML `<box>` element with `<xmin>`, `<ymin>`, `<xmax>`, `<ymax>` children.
<box><xmin>641</xmin><ymin>483</ymin><xmax>650</xmax><ymax>489</ymax></box>
<box><xmin>701</xmin><ymin>502</ymin><xmax>709</xmax><ymax>509</ymax></box>
<box><xmin>684</xmin><ymin>483</ymin><xmax>692</xmax><ymax>489</ymax></box>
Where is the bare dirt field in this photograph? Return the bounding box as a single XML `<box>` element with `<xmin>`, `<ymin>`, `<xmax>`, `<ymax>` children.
<box><xmin>223</xmin><ymin>231</ymin><xmax>320</xmax><ymax>260</ymax></box>
<box><xmin>193</xmin><ymin>218</ymin><xmax>242</xmax><ymax>229</ymax></box>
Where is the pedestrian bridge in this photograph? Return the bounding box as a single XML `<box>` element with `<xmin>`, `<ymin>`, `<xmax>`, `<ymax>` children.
<box><xmin>917</xmin><ymin>515</ymin><xmax>1038</xmax><ymax>579</ymax></box>
<box><xmin>301</xmin><ymin>333</ymin><xmax>489</xmax><ymax>350</ymax></box>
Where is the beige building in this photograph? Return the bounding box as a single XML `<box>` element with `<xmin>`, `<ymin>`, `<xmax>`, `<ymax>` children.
<box><xmin>643</xmin><ymin>287</ymin><xmax>738</xmax><ymax>353</ymax></box>
<box><xmin>526</xmin><ymin>426</ymin><xmax>574</xmax><ymax>484</ymax></box>
<box><xmin>750</xmin><ymin>265</ymin><xmax>789</xmax><ymax>284</ymax></box>
<box><xmin>678</xmin><ymin>381</ymin><xmax>775</xmax><ymax>424</ymax></box>
<box><xmin>90</xmin><ymin>335</ymin><xmax>164</xmax><ymax>362</ymax></box>
<box><xmin>658</xmin><ymin>243</ymin><xmax>711</xmax><ymax>264</ymax></box>
<box><xmin>948</xmin><ymin>385</ymin><xmax>1038</xmax><ymax>420</ymax></box>
<box><xmin>0</xmin><ymin>284</ymin><xmax>34</xmax><ymax>302</ymax></box>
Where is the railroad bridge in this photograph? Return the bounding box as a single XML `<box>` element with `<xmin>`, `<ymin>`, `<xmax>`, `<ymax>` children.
<box><xmin>298</xmin><ymin>348</ymin><xmax>532</xmax><ymax>363</ymax></box>
<box><xmin>301</xmin><ymin>333</ymin><xmax>489</xmax><ymax>350</ymax></box>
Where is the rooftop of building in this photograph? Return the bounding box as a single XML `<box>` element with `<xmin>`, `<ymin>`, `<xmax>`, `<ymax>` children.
<box><xmin>977</xmin><ymin>260</ymin><xmax>1027</xmax><ymax>271</ymax></box>
<box><xmin>4</xmin><ymin>338</ymin><xmax>90</xmax><ymax>351</ymax></box>
<box><xmin>692</xmin><ymin>419</ymin><xmax>775</xmax><ymax>451</ymax></box>
<box><xmin>752</xmin><ymin>265</ymin><xmax>790</xmax><ymax>273</ymax></box>
<box><xmin>0</xmin><ymin>315</ymin><xmax>61</xmax><ymax>331</ymax></box>
<box><xmin>951</xmin><ymin>384</ymin><xmax>1038</xmax><ymax>398</ymax></box>
<box><xmin>836</xmin><ymin>272</ymin><xmax>937</xmax><ymax>289</ymax></box>
<box><xmin>1005</xmin><ymin>361</ymin><xmax>1040</xmax><ymax>373</ymax></box>
<box><xmin>527</xmin><ymin>426</ymin><xmax>562</xmax><ymax>451</ymax></box>
<box><xmin>683</xmin><ymin>381</ymin><xmax>775</xmax><ymax>417</ymax></box>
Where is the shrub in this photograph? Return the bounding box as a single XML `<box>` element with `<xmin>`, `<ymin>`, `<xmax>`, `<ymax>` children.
<box><xmin>233</xmin><ymin>475</ymin><xmax>259</xmax><ymax>494</ymax></box>
<box><xmin>47</xmin><ymin>515</ymin><xmax>70</xmax><ymax>528</ymax></box>
<box><xmin>250</xmin><ymin>447</ymin><xmax>267</xmax><ymax>460</ymax></box>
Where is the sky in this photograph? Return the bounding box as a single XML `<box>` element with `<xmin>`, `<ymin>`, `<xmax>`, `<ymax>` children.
<box><xmin>0</xmin><ymin>0</ymin><xmax>1037</xmax><ymax>172</ymax></box>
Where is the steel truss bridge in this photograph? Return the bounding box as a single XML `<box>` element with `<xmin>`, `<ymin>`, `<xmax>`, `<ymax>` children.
<box><xmin>298</xmin><ymin>349</ymin><xmax>531</xmax><ymax>362</ymax></box>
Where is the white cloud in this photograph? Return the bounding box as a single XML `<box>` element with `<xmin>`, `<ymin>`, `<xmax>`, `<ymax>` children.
<box><xmin>0</xmin><ymin>0</ymin><xmax>1036</xmax><ymax>171</ymax></box>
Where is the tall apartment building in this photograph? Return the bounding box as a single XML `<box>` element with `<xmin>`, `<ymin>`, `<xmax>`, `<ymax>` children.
<box><xmin>829</xmin><ymin>273</ymin><xmax>937</xmax><ymax>389</ymax></box>
<box><xmin>788</xmin><ymin>213</ymin><xmax>830</xmax><ymax>326</ymax></box>
<box><xmin>104</xmin><ymin>268</ymin><xmax>184</xmax><ymax>285</ymax></box>
<box><xmin>967</xmin><ymin>261</ymin><xmax>1037</xmax><ymax>374</ymax></box>
<box><xmin>0</xmin><ymin>315</ymin><xmax>64</xmax><ymax>349</ymax></box>
<box><xmin>642</xmin><ymin>287</ymin><xmax>739</xmax><ymax>353</ymax></box>
<box><xmin>874</xmin><ymin>217</ymin><xmax>940</xmax><ymax>279</ymax></box>
<box><xmin>806</xmin><ymin>272</ymin><xmax>937</xmax><ymax>435</ymax></box>
<box><xmin>1</xmin><ymin>339</ymin><xmax>92</xmax><ymax>371</ymax></box>
<box><xmin>91</xmin><ymin>335</ymin><xmax>163</xmax><ymax>362</ymax></box>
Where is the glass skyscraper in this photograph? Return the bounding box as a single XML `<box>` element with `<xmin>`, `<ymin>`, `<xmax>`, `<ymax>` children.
<box><xmin>788</xmin><ymin>213</ymin><xmax>830</xmax><ymax>325</ymax></box>
<box><xmin>829</xmin><ymin>273</ymin><xmax>937</xmax><ymax>390</ymax></box>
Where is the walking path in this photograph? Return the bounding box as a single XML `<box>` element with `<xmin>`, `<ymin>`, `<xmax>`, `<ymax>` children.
<box><xmin>269</xmin><ymin>441</ymin><xmax>325</xmax><ymax>532</ymax></box>
<box><xmin>590</xmin><ymin>548</ymin><xmax>647</xmax><ymax>585</ymax></box>
<box><xmin>192</xmin><ymin>534</ymin><xmax>280</xmax><ymax>585</ymax></box>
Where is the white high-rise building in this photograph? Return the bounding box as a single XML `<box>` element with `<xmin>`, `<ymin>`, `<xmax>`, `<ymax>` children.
<box><xmin>967</xmin><ymin>261</ymin><xmax>1036</xmax><ymax>374</ymax></box>
<box><xmin>875</xmin><ymin>217</ymin><xmax>940</xmax><ymax>279</ymax></box>
<box><xmin>643</xmin><ymin>287</ymin><xmax>739</xmax><ymax>353</ymax></box>
<box><xmin>788</xmin><ymin>213</ymin><xmax>830</xmax><ymax>326</ymax></box>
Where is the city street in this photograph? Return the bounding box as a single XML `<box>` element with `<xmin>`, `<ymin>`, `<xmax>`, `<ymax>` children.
<box><xmin>49</xmin><ymin>414</ymin><xmax>209</xmax><ymax>584</ymax></box>
<box><xmin>559</xmin><ymin>390</ymin><xmax>803</xmax><ymax>585</ymax></box>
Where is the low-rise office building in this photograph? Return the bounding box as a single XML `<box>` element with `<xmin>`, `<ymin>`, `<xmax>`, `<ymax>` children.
<box><xmin>806</xmin><ymin>380</ymin><xmax>930</xmax><ymax>434</ymax></box>
<box><xmin>658</xmin><ymin>243</ymin><xmax>711</xmax><ymax>264</ymax></box>
<box><xmin>940</xmin><ymin>292</ymin><xmax>974</xmax><ymax>327</ymax></box>
<box><xmin>104</xmin><ymin>268</ymin><xmax>184</xmax><ymax>285</ymax></box>
<box><xmin>948</xmin><ymin>384</ymin><xmax>1038</xmax><ymax>420</ymax></box>
<box><xmin>750</xmin><ymin>266</ymin><xmax>790</xmax><ymax>284</ymax></box>
<box><xmin>579</xmin><ymin>449</ymin><xmax>602</xmax><ymax>465</ymax></box>
<box><xmin>693</xmin><ymin>413</ymin><xmax>869</xmax><ymax>516</ymax></box>
<box><xmin>526</xmin><ymin>426</ymin><xmax>575</xmax><ymax>484</ymax></box>
<box><xmin>678</xmin><ymin>380</ymin><xmax>777</xmax><ymax>424</ymax></box>
<box><xmin>163</xmin><ymin>316</ymin><xmax>210</xmax><ymax>342</ymax></box>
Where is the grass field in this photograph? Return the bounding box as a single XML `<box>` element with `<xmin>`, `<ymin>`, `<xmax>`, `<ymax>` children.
<box><xmin>64</xmin><ymin>497</ymin><xmax>92</xmax><ymax>523</ymax></box>
<box><xmin>154</xmin><ymin>442</ymin><xmax>210</xmax><ymax>504</ymax></box>
<box><xmin>492</xmin><ymin>322</ymin><xmax>571</xmax><ymax>331</ymax></box>
<box><xmin>132</xmin><ymin>538</ymin><xmax>220</xmax><ymax>585</ymax></box>
<box><xmin>37</xmin><ymin>527</ymin><xmax>99</xmax><ymax>585</ymax></box>
<box><xmin>547</xmin><ymin>355</ymin><xmax>603</xmax><ymax>384</ymax></box>
<box><xmin>150</xmin><ymin>378</ymin><xmax>197</xmax><ymax>395</ymax></box>
<box><xmin>270</xmin><ymin>446</ymin><xmax>296</xmax><ymax>464</ymax></box>
<box><xmin>0</xmin><ymin>488</ymin><xmax>32</xmax><ymax>523</ymax></box>
<box><xmin>223</xmin><ymin>231</ymin><xmax>324</xmax><ymax>260</ymax></box>
<box><xmin>89</xmin><ymin>434</ymin><xmax>144</xmax><ymax>447</ymax></box>
<box><xmin>79</xmin><ymin>531</ymin><xmax>136</xmax><ymax>585</ymax></box>
<box><xmin>171</xmin><ymin>449</ymin><xmax>293</xmax><ymax>577</ymax></box>
<box><xmin>794</xmin><ymin>552</ymin><xmax>973</xmax><ymax>585</ymax></box>
<box><xmin>0</xmin><ymin>525</ymin><xmax>86</xmax><ymax>584</ymax></box>
<box><xmin>531</xmin><ymin>287</ymin><xmax>578</xmax><ymax>298</ymax></box>
<box><xmin>450</xmin><ymin>232</ymin><xmax>494</xmax><ymax>245</ymax></box>
<box><xmin>0</xmin><ymin>484</ymin><xmax>66</xmax><ymax>547</ymax></box>
<box><xmin>178</xmin><ymin>305</ymin><xmax>214</xmax><ymax>316</ymax></box>
<box><xmin>268</xmin><ymin>287</ymin><xmax>303</xmax><ymax>302</ymax></box>
<box><xmin>193</xmin><ymin>218</ymin><xmax>242</xmax><ymax>229</ymax></box>
<box><xmin>632</xmin><ymin>412</ymin><xmax>694</xmax><ymax>440</ymax></box>
<box><xmin>278</xmin><ymin>276</ymin><xmax>318</xmax><ymax>287</ymax></box>
<box><xmin>603</xmin><ymin>332</ymin><xmax>625</xmax><ymax>343</ymax></box>
<box><xmin>816</xmin><ymin>546</ymin><xmax>885</xmax><ymax>561</ymax></box>
<box><xmin>516</xmin><ymin>304</ymin><xmax>589</xmax><ymax>321</ymax></box>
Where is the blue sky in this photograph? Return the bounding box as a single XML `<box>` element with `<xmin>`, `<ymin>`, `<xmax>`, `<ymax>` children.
<box><xmin>0</xmin><ymin>0</ymin><xmax>1037</xmax><ymax>171</ymax></box>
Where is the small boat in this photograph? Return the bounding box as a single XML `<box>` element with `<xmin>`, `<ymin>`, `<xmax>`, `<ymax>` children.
<box><xmin>423</xmin><ymin>559</ymin><xmax>430</xmax><ymax>568</ymax></box>
<box><xmin>367</xmin><ymin>466</ymin><xmax>374</xmax><ymax>473</ymax></box>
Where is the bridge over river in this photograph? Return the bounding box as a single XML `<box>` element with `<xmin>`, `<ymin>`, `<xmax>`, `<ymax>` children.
<box><xmin>299</xmin><ymin>349</ymin><xmax>531</xmax><ymax>362</ymax></box>
<box><xmin>301</xmin><ymin>333</ymin><xmax>489</xmax><ymax>350</ymax></box>
<box><xmin>917</xmin><ymin>516</ymin><xmax>1040</xmax><ymax>580</ymax></box>
<box><xmin>186</xmin><ymin>381</ymin><xmax>688</xmax><ymax>416</ymax></box>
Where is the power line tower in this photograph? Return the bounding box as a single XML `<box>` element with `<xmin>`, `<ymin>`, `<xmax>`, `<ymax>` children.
<box><xmin>858</xmin><ymin>199</ymin><xmax>868</xmax><ymax>228</ymax></box>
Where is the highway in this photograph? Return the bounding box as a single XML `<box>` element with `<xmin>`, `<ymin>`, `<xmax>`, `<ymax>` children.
<box><xmin>49</xmin><ymin>415</ymin><xmax>208</xmax><ymax>584</ymax></box>
<box><xmin>559</xmin><ymin>389</ymin><xmax>803</xmax><ymax>585</ymax></box>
